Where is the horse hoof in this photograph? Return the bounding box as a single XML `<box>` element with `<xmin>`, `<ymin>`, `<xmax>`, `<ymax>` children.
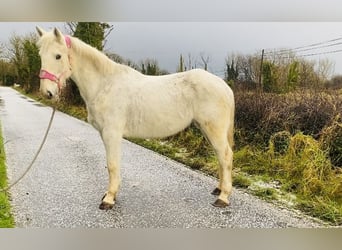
<box><xmin>211</xmin><ymin>187</ymin><xmax>221</xmax><ymax>196</ymax></box>
<box><xmin>99</xmin><ymin>202</ymin><xmax>114</xmax><ymax>210</ymax></box>
<box><xmin>212</xmin><ymin>199</ymin><xmax>229</xmax><ymax>208</ymax></box>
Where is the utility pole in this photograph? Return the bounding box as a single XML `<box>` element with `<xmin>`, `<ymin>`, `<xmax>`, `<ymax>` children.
<box><xmin>258</xmin><ymin>49</ymin><xmax>264</xmax><ymax>93</ymax></box>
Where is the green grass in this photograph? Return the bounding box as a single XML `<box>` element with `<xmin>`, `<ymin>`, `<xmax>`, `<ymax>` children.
<box><xmin>0</xmin><ymin>124</ymin><xmax>15</xmax><ymax>228</ymax></box>
<box><xmin>234</xmin><ymin>133</ymin><xmax>342</xmax><ymax>225</ymax></box>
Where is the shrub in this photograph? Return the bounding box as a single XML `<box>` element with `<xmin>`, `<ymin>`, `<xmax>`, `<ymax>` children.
<box><xmin>279</xmin><ymin>133</ymin><xmax>337</xmax><ymax>198</ymax></box>
<box><xmin>320</xmin><ymin>115</ymin><xmax>342</xmax><ymax>168</ymax></box>
<box><xmin>269</xmin><ymin>131</ymin><xmax>291</xmax><ymax>155</ymax></box>
<box><xmin>234</xmin><ymin>90</ymin><xmax>342</xmax><ymax>150</ymax></box>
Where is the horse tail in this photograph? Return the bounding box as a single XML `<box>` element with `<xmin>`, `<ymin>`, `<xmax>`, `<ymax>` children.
<box><xmin>227</xmin><ymin>97</ymin><xmax>235</xmax><ymax>150</ymax></box>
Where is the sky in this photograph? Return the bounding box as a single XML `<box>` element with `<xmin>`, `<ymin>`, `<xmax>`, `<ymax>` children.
<box><xmin>2</xmin><ymin>0</ymin><xmax>342</xmax><ymax>22</ymax></box>
<box><xmin>1</xmin><ymin>22</ymin><xmax>342</xmax><ymax>78</ymax></box>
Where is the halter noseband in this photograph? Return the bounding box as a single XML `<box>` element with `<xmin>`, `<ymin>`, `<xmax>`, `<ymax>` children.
<box><xmin>39</xmin><ymin>36</ymin><xmax>71</xmax><ymax>90</ymax></box>
<box><xmin>39</xmin><ymin>69</ymin><xmax>65</xmax><ymax>90</ymax></box>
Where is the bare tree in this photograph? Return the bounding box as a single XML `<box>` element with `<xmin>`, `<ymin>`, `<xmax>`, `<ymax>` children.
<box><xmin>140</xmin><ymin>58</ymin><xmax>160</xmax><ymax>75</ymax></box>
<box><xmin>225</xmin><ymin>52</ymin><xmax>238</xmax><ymax>82</ymax></box>
<box><xmin>64</xmin><ymin>22</ymin><xmax>77</xmax><ymax>34</ymax></box>
<box><xmin>265</xmin><ymin>49</ymin><xmax>297</xmax><ymax>66</ymax></box>
<box><xmin>298</xmin><ymin>59</ymin><xmax>317</xmax><ymax>87</ymax></box>
<box><xmin>0</xmin><ymin>44</ymin><xmax>6</xmax><ymax>85</ymax></box>
<box><xmin>317</xmin><ymin>58</ymin><xmax>335</xmax><ymax>83</ymax></box>
<box><xmin>0</xmin><ymin>42</ymin><xmax>4</xmax><ymax>58</ymax></box>
<box><xmin>225</xmin><ymin>52</ymin><xmax>261</xmax><ymax>84</ymax></box>
<box><xmin>186</xmin><ymin>53</ymin><xmax>197</xmax><ymax>70</ymax></box>
<box><xmin>107</xmin><ymin>52</ymin><xmax>125</xmax><ymax>64</ymax></box>
<box><xmin>7</xmin><ymin>34</ymin><xmax>25</xmax><ymax>83</ymax></box>
<box><xmin>103</xmin><ymin>24</ymin><xmax>114</xmax><ymax>48</ymax></box>
<box><xmin>199</xmin><ymin>52</ymin><xmax>210</xmax><ymax>71</ymax></box>
<box><xmin>177</xmin><ymin>54</ymin><xmax>184</xmax><ymax>72</ymax></box>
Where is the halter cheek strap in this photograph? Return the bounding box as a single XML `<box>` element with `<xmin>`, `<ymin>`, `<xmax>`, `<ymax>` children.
<box><xmin>65</xmin><ymin>35</ymin><xmax>71</xmax><ymax>48</ymax></box>
<box><xmin>39</xmin><ymin>36</ymin><xmax>72</xmax><ymax>90</ymax></box>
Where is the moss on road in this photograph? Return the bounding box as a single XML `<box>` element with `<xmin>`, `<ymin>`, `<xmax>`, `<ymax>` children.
<box><xmin>0</xmin><ymin>124</ymin><xmax>15</xmax><ymax>228</ymax></box>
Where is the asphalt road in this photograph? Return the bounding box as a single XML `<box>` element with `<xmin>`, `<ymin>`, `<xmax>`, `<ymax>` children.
<box><xmin>0</xmin><ymin>87</ymin><xmax>325</xmax><ymax>228</ymax></box>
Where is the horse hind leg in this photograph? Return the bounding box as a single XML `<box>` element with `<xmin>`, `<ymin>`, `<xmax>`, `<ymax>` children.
<box><xmin>199</xmin><ymin>120</ymin><xmax>233</xmax><ymax>207</ymax></box>
<box><xmin>212</xmin><ymin>143</ymin><xmax>233</xmax><ymax>208</ymax></box>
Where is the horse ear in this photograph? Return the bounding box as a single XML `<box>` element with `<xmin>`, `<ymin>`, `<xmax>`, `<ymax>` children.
<box><xmin>36</xmin><ymin>26</ymin><xmax>46</xmax><ymax>37</ymax></box>
<box><xmin>53</xmin><ymin>27</ymin><xmax>64</xmax><ymax>43</ymax></box>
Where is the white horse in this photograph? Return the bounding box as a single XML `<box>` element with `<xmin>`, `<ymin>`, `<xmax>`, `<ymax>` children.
<box><xmin>36</xmin><ymin>27</ymin><xmax>235</xmax><ymax>210</ymax></box>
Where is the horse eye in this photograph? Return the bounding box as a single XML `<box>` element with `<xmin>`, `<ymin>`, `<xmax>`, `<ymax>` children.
<box><xmin>56</xmin><ymin>54</ymin><xmax>61</xmax><ymax>60</ymax></box>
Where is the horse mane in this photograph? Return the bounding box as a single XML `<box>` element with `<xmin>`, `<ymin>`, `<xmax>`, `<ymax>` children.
<box><xmin>70</xmin><ymin>36</ymin><xmax>135</xmax><ymax>76</ymax></box>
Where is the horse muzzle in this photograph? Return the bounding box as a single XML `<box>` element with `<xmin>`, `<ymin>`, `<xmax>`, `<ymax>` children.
<box><xmin>39</xmin><ymin>69</ymin><xmax>69</xmax><ymax>99</ymax></box>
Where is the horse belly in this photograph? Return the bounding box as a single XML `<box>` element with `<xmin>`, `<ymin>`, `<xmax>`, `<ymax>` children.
<box><xmin>124</xmin><ymin>103</ymin><xmax>193</xmax><ymax>139</ymax></box>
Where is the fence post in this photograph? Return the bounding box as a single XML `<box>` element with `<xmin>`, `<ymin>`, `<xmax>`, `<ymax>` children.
<box><xmin>258</xmin><ymin>49</ymin><xmax>264</xmax><ymax>93</ymax></box>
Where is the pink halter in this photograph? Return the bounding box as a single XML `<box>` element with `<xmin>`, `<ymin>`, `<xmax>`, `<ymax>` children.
<box><xmin>39</xmin><ymin>36</ymin><xmax>71</xmax><ymax>90</ymax></box>
<box><xmin>65</xmin><ymin>35</ymin><xmax>71</xmax><ymax>48</ymax></box>
<box><xmin>39</xmin><ymin>69</ymin><xmax>66</xmax><ymax>90</ymax></box>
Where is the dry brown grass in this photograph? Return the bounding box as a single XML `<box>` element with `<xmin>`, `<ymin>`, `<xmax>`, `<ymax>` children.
<box><xmin>235</xmin><ymin>89</ymin><xmax>342</xmax><ymax>167</ymax></box>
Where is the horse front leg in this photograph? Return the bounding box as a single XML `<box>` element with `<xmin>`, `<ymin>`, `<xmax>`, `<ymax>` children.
<box><xmin>99</xmin><ymin>128</ymin><xmax>122</xmax><ymax>210</ymax></box>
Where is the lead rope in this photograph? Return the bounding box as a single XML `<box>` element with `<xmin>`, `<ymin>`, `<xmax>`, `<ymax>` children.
<box><xmin>0</xmin><ymin>106</ymin><xmax>56</xmax><ymax>193</ymax></box>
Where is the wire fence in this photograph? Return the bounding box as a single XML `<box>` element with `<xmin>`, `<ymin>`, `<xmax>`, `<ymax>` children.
<box><xmin>264</xmin><ymin>36</ymin><xmax>342</xmax><ymax>59</ymax></box>
<box><xmin>211</xmin><ymin>36</ymin><xmax>342</xmax><ymax>78</ymax></box>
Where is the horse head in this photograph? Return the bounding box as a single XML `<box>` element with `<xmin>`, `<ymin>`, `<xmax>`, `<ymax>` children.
<box><xmin>36</xmin><ymin>27</ymin><xmax>72</xmax><ymax>100</ymax></box>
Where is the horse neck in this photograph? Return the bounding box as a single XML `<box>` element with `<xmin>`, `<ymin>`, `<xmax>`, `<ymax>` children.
<box><xmin>68</xmin><ymin>39</ymin><xmax>114</xmax><ymax>104</ymax></box>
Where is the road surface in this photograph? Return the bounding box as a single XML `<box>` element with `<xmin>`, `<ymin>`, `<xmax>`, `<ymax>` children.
<box><xmin>0</xmin><ymin>87</ymin><xmax>325</xmax><ymax>228</ymax></box>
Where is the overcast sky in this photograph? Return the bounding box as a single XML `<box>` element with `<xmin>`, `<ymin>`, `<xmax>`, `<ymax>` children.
<box><xmin>1</xmin><ymin>22</ymin><xmax>342</xmax><ymax>78</ymax></box>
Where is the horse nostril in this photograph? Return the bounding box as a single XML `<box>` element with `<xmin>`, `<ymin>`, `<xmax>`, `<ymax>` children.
<box><xmin>47</xmin><ymin>91</ymin><xmax>53</xmax><ymax>99</ymax></box>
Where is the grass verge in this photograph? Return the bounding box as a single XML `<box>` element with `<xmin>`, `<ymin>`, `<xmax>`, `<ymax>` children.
<box><xmin>16</xmin><ymin>87</ymin><xmax>341</xmax><ymax>226</ymax></box>
<box><xmin>234</xmin><ymin>133</ymin><xmax>342</xmax><ymax>225</ymax></box>
<box><xmin>0</xmin><ymin>124</ymin><xmax>15</xmax><ymax>228</ymax></box>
